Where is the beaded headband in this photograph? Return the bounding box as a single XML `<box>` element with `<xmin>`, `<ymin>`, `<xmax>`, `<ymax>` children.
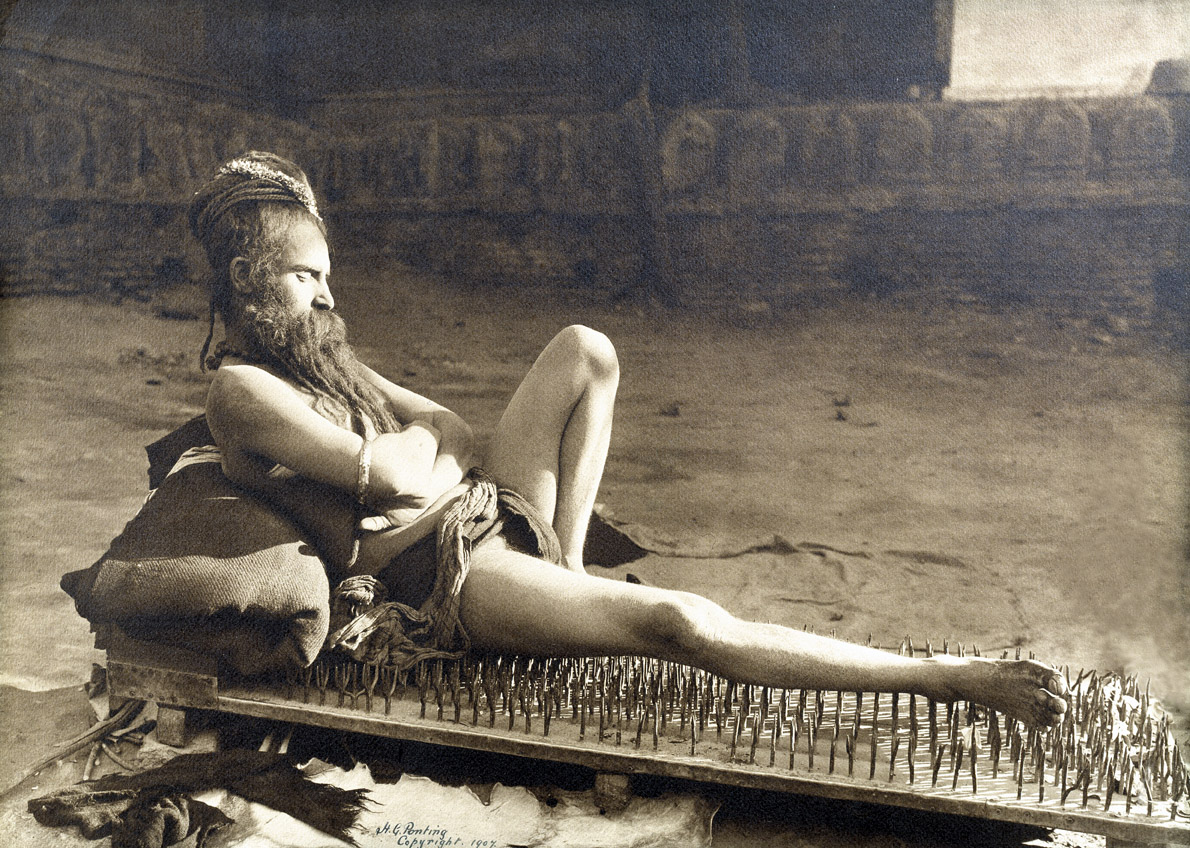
<box><xmin>216</xmin><ymin>158</ymin><xmax>322</xmax><ymax>221</ymax></box>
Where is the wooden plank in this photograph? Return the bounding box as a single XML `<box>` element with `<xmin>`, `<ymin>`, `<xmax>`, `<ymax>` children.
<box><xmin>214</xmin><ymin>687</ymin><xmax>1190</xmax><ymax>846</ymax></box>
<box><xmin>101</xmin><ymin>647</ymin><xmax>1189</xmax><ymax>847</ymax></box>
<box><xmin>106</xmin><ymin>629</ymin><xmax>219</xmax><ymax>709</ymax></box>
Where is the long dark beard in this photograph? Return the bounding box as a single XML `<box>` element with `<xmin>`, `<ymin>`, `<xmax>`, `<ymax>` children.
<box><xmin>241</xmin><ymin>289</ymin><xmax>400</xmax><ymax>436</ymax></box>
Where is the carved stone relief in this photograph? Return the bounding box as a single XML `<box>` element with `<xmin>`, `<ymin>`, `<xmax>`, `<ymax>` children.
<box><xmin>789</xmin><ymin>108</ymin><xmax>858</xmax><ymax>187</ymax></box>
<box><xmin>660</xmin><ymin>111</ymin><xmax>717</xmax><ymax>200</ymax></box>
<box><xmin>725</xmin><ymin>111</ymin><xmax>787</xmax><ymax>204</ymax></box>
<box><xmin>1019</xmin><ymin>102</ymin><xmax>1091</xmax><ymax>177</ymax></box>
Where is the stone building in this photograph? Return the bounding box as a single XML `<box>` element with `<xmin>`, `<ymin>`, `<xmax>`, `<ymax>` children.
<box><xmin>0</xmin><ymin>0</ymin><xmax>1186</xmax><ymax>323</ymax></box>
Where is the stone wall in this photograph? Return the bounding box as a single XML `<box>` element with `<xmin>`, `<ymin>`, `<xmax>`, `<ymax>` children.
<box><xmin>2</xmin><ymin>40</ymin><xmax>1186</xmax><ymax>323</ymax></box>
<box><xmin>0</xmin><ymin>37</ymin><xmax>317</xmax><ymax>297</ymax></box>
<box><xmin>318</xmin><ymin>96</ymin><xmax>1187</xmax><ymax>320</ymax></box>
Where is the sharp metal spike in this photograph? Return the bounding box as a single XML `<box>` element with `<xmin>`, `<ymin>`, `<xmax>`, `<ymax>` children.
<box><xmin>484</xmin><ymin>660</ymin><xmax>498</xmax><ymax>728</ymax></box>
<box><xmin>615</xmin><ymin>663</ymin><xmax>624</xmax><ymax>746</ymax></box>
<box><xmin>969</xmin><ymin>724</ymin><xmax>979</xmax><ymax>795</ymax></box>
<box><xmin>634</xmin><ymin>686</ymin><xmax>646</xmax><ymax>749</ymax></box>
<box><xmin>715</xmin><ymin>676</ymin><xmax>724</xmax><ymax>739</ymax></box>
<box><xmin>433</xmin><ymin>659</ymin><xmax>445</xmax><ymax>722</ymax></box>
<box><xmin>1125</xmin><ymin>758</ymin><xmax>1135</xmax><ymax>815</ymax></box>
<box><xmin>362</xmin><ymin>662</ymin><xmax>378</xmax><ymax>713</ymax></box>
<box><xmin>807</xmin><ymin>705</ymin><xmax>817</xmax><ymax>771</ymax></box>
<box><xmin>450</xmin><ymin>661</ymin><xmax>461</xmax><ymax>723</ymax></box>
<box><xmin>907</xmin><ymin>693</ymin><xmax>918</xmax><ymax>784</ymax></box>
<box><xmin>932</xmin><ymin>743</ymin><xmax>947</xmax><ymax>787</ymax></box>
<box><xmin>788</xmin><ymin>706</ymin><xmax>797</xmax><ymax>770</ymax></box>
<box><xmin>1017</xmin><ymin>729</ymin><xmax>1027</xmax><ymax>801</ymax></box>
<box><xmin>870</xmin><ymin>691</ymin><xmax>880</xmax><ymax>780</ymax></box>
<box><xmin>598</xmin><ymin>665</ymin><xmax>608</xmax><ymax>743</ymax></box>
<box><xmin>300</xmin><ymin>664</ymin><xmax>312</xmax><ymax>704</ymax></box>
<box><xmin>952</xmin><ymin>734</ymin><xmax>965</xmax><ymax>792</ymax></box>
<box><xmin>652</xmin><ymin>671</ymin><xmax>661</xmax><ymax>750</ymax></box>
<box><xmin>380</xmin><ymin>665</ymin><xmax>396</xmax><ymax>716</ymax></box>
<box><xmin>749</xmin><ymin>706</ymin><xmax>762</xmax><ymax>765</ymax></box>
<box><xmin>578</xmin><ymin>662</ymin><xmax>589</xmax><ymax>739</ymax></box>
<box><xmin>468</xmin><ymin>661</ymin><xmax>481</xmax><ymax>725</ymax></box>
<box><xmin>989</xmin><ymin>709</ymin><xmax>1001</xmax><ymax>778</ymax></box>
<box><xmin>730</xmin><ymin>687</ymin><xmax>744</xmax><ymax>762</ymax></box>
<box><xmin>829</xmin><ymin>690</ymin><xmax>841</xmax><ymax>775</ymax></box>
<box><xmin>1105</xmin><ymin>740</ymin><xmax>1120</xmax><ymax>811</ymax></box>
<box><xmin>928</xmin><ymin>698</ymin><xmax>938</xmax><ymax>762</ymax></box>
<box><xmin>851</xmin><ymin>690</ymin><xmax>863</xmax><ymax>778</ymax></box>
<box><xmin>507</xmin><ymin>663</ymin><xmax>519</xmax><ymax>731</ymax></box>
<box><xmin>743</xmin><ymin>684</ymin><xmax>754</xmax><ymax>758</ymax></box>
<box><xmin>770</xmin><ymin>690</ymin><xmax>780</xmax><ymax>767</ymax></box>
<box><xmin>699</xmin><ymin>671</ymin><xmax>709</xmax><ymax>737</ymax></box>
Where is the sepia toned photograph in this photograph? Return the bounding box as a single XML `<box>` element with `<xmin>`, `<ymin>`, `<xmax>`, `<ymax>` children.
<box><xmin>1</xmin><ymin>1</ymin><xmax>1187</xmax><ymax>845</ymax></box>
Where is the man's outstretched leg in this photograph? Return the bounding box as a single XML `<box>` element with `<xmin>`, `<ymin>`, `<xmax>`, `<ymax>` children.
<box><xmin>459</xmin><ymin>544</ymin><xmax>1070</xmax><ymax>728</ymax></box>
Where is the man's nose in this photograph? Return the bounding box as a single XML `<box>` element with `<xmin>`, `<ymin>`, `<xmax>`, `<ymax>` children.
<box><xmin>314</xmin><ymin>281</ymin><xmax>334</xmax><ymax>310</ymax></box>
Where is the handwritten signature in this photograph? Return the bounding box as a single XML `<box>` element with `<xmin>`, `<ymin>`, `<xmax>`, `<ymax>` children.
<box><xmin>373</xmin><ymin>821</ymin><xmax>496</xmax><ymax>848</ymax></box>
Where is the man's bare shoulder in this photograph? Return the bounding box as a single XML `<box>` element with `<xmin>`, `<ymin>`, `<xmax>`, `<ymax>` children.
<box><xmin>209</xmin><ymin>360</ymin><xmax>297</xmax><ymax>403</ymax></box>
<box><xmin>206</xmin><ymin>362</ymin><xmax>308</xmax><ymax>434</ymax></box>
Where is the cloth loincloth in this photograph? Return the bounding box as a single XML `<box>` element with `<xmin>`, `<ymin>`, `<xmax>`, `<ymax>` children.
<box><xmin>326</xmin><ymin>467</ymin><xmax>563</xmax><ymax>671</ymax></box>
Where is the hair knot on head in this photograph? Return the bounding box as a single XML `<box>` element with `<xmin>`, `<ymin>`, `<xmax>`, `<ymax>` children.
<box><xmin>189</xmin><ymin>152</ymin><xmax>322</xmax><ymax>247</ymax></box>
<box><xmin>216</xmin><ymin>158</ymin><xmax>321</xmax><ymax>220</ymax></box>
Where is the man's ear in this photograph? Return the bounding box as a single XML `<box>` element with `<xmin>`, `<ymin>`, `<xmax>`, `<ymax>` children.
<box><xmin>229</xmin><ymin>257</ymin><xmax>252</xmax><ymax>293</ymax></box>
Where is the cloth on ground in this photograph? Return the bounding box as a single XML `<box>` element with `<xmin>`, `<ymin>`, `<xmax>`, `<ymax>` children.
<box><xmin>188</xmin><ymin>764</ymin><xmax>719</xmax><ymax>848</ymax></box>
<box><xmin>326</xmin><ymin>467</ymin><xmax>564</xmax><ymax>670</ymax></box>
<box><xmin>112</xmin><ymin>793</ymin><xmax>233</xmax><ymax>848</ymax></box>
<box><xmin>27</xmin><ymin>750</ymin><xmax>370</xmax><ymax>847</ymax></box>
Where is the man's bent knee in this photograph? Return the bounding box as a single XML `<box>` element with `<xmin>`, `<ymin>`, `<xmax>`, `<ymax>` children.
<box><xmin>636</xmin><ymin>593</ymin><xmax>716</xmax><ymax>658</ymax></box>
<box><xmin>554</xmin><ymin>324</ymin><xmax>619</xmax><ymax>384</ymax></box>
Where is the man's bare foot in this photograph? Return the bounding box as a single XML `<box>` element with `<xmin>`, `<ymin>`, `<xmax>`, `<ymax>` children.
<box><xmin>950</xmin><ymin>658</ymin><xmax>1068</xmax><ymax>727</ymax></box>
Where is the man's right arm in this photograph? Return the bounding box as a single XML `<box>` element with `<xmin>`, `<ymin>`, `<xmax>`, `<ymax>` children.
<box><xmin>206</xmin><ymin>364</ymin><xmax>439</xmax><ymax>506</ymax></box>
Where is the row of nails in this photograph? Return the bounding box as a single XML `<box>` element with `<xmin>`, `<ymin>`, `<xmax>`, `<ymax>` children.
<box><xmin>281</xmin><ymin>646</ymin><xmax>1186</xmax><ymax>818</ymax></box>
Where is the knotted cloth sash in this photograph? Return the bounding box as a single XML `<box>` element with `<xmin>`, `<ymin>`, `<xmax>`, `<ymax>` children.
<box><xmin>325</xmin><ymin>468</ymin><xmax>563</xmax><ymax>671</ymax></box>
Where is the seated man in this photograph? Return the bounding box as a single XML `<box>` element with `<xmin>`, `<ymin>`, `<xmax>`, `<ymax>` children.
<box><xmin>188</xmin><ymin>151</ymin><xmax>1066</xmax><ymax>727</ymax></box>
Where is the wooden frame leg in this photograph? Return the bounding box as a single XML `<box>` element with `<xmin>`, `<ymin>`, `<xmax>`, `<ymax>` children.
<box><xmin>594</xmin><ymin>772</ymin><xmax>632</xmax><ymax>813</ymax></box>
<box><xmin>156</xmin><ymin>705</ymin><xmax>194</xmax><ymax>748</ymax></box>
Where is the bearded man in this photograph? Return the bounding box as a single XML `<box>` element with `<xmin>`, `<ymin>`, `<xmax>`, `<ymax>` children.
<box><xmin>182</xmin><ymin>151</ymin><xmax>1067</xmax><ymax>728</ymax></box>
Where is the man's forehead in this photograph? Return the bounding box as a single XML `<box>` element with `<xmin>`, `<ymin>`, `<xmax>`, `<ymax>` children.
<box><xmin>278</xmin><ymin>221</ymin><xmax>330</xmax><ymax>271</ymax></box>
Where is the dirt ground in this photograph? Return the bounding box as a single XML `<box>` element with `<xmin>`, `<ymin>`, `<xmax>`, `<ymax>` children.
<box><xmin>0</xmin><ymin>261</ymin><xmax>1186</xmax><ymax>845</ymax></box>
